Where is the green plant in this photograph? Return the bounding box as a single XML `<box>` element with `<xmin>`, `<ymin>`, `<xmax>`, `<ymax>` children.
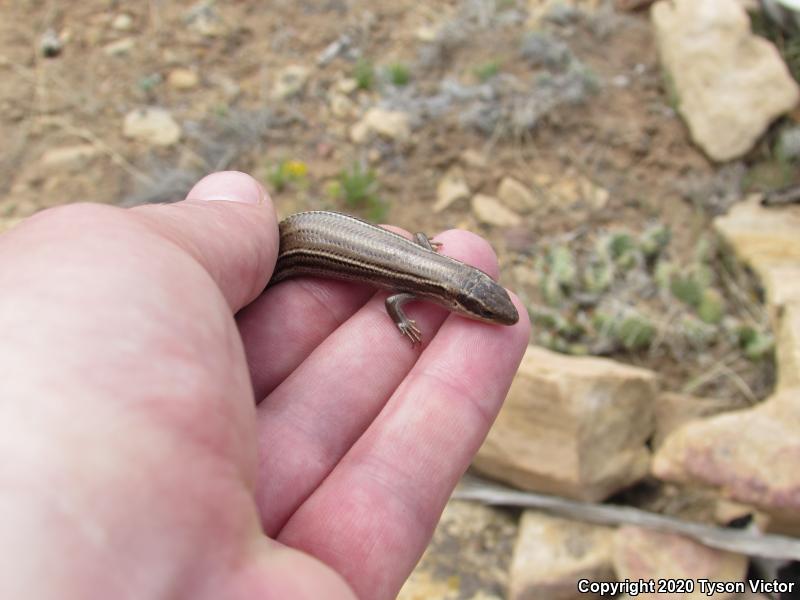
<box><xmin>354</xmin><ymin>59</ymin><xmax>375</xmax><ymax>90</ymax></box>
<box><xmin>616</xmin><ymin>313</ymin><xmax>656</xmax><ymax>352</ymax></box>
<box><xmin>697</xmin><ymin>288</ymin><xmax>725</xmax><ymax>324</ymax></box>
<box><xmin>743</xmin><ymin>157</ymin><xmax>795</xmax><ymax>193</ymax></box>
<box><xmin>736</xmin><ymin>325</ymin><xmax>775</xmax><ymax>361</ymax></box>
<box><xmin>537</xmin><ymin>245</ymin><xmax>578</xmax><ymax>306</ymax></box>
<box><xmin>138</xmin><ymin>73</ymin><xmax>162</xmax><ymax>93</ymax></box>
<box><xmin>606</xmin><ymin>232</ymin><xmax>635</xmax><ymax>261</ymax></box>
<box><xmin>266</xmin><ymin>159</ymin><xmax>308</xmax><ymax>193</ymax></box>
<box><xmin>212</xmin><ymin>104</ymin><xmax>230</xmax><ymax>118</ymax></box>
<box><xmin>639</xmin><ymin>224</ymin><xmax>671</xmax><ymax>261</ymax></box>
<box><xmin>604</xmin><ymin>232</ymin><xmax>637</xmax><ymax>271</ymax></box>
<box><xmin>386</xmin><ymin>62</ymin><xmax>411</xmax><ymax>86</ymax></box>
<box><xmin>583</xmin><ymin>259</ymin><xmax>613</xmax><ymax>294</ymax></box>
<box><xmin>661</xmin><ymin>69</ymin><xmax>680</xmax><ymax>110</ymax></box>
<box><xmin>550</xmin><ymin>245</ymin><xmax>577</xmax><ymax>287</ymax></box>
<box><xmin>335</xmin><ymin>163</ymin><xmax>387</xmax><ymax>220</ymax></box>
<box><xmin>473</xmin><ymin>60</ymin><xmax>500</xmax><ymax>82</ymax></box>
<box><xmin>670</xmin><ymin>271</ymin><xmax>705</xmax><ymax>308</ymax></box>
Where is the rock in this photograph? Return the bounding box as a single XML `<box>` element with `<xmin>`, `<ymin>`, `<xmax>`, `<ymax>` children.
<box><xmin>497</xmin><ymin>177</ymin><xmax>538</xmax><ymax>214</ymax></box>
<box><xmin>414</xmin><ymin>24</ymin><xmax>440</xmax><ymax>43</ymax></box>
<box><xmin>652</xmin><ymin>388</ymin><xmax>800</xmax><ymax>533</ymax></box>
<box><xmin>473</xmin><ymin>345</ymin><xmax>658</xmax><ymax>501</ymax></box>
<box><xmin>713</xmin><ymin>196</ymin><xmax>800</xmax><ymax>390</ymax></box>
<box><xmin>509</xmin><ymin>511</ymin><xmax>615</xmax><ymax>600</ymax></box>
<box><xmin>316</xmin><ymin>34</ymin><xmax>353</xmax><ymax>67</ymax></box>
<box><xmin>472</xmin><ymin>194</ymin><xmax>522</xmax><ymax>227</ymax></box>
<box><xmin>209</xmin><ymin>73</ymin><xmax>240</xmax><ymax>101</ymax></box>
<box><xmin>714</xmin><ymin>499</ymin><xmax>761</xmax><ymax>527</ymax></box>
<box><xmin>652</xmin><ymin>0</ymin><xmax>800</xmax><ymax>161</ymax></box>
<box><xmin>185</xmin><ymin>4</ymin><xmax>226</xmax><ymax>37</ymax></box>
<box><xmin>349</xmin><ymin>120</ymin><xmax>371</xmax><ymax>145</ymax></box>
<box><xmin>364</xmin><ymin>108</ymin><xmax>411</xmax><ymax>141</ymax></box>
<box><xmin>433</xmin><ymin>167</ymin><xmax>470</xmax><ymax>213</ymax></box>
<box><xmin>533</xmin><ymin>172</ymin><xmax>609</xmax><ymax>210</ymax></box>
<box><xmin>349</xmin><ymin>108</ymin><xmax>411</xmax><ymax>143</ymax></box>
<box><xmin>123</xmin><ymin>107</ymin><xmax>181</xmax><ymax>146</ymax></box>
<box><xmin>167</xmin><ymin>68</ymin><xmax>199</xmax><ymax>90</ymax></box>
<box><xmin>39</xmin><ymin>144</ymin><xmax>100</xmax><ymax>171</ymax></box>
<box><xmin>103</xmin><ymin>37</ymin><xmax>135</xmax><ymax>56</ymax></box>
<box><xmin>398</xmin><ymin>500</ymin><xmax>516</xmax><ymax>600</ymax></box>
<box><xmin>777</xmin><ymin>303</ymin><xmax>800</xmax><ymax>391</ymax></box>
<box><xmin>329</xmin><ymin>92</ymin><xmax>356</xmax><ymax>119</ymax></box>
<box><xmin>653</xmin><ymin>392</ymin><xmax>739</xmax><ymax>449</ymax></box>
<box><xmin>336</xmin><ymin>77</ymin><xmax>359</xmax><ymax>95</ymax></box>
<box><xmin>715</xmin><ymin>196</ymin><xmax>800</xmax><ymax>310</ymax></box>
<box><xmin>271</xmin><ymin>65</ymin><xmax>309</xmax><ymax>100</ymax></box>
<box><xmin>112</xmin><ymin>13</ymin><xmax>134</xmax><ymax>31</ymax></box>
<box><xmin>39</xmin><ymin>28</ymin><xmax>62</xmax><ymax>58</ymax></box>
<box><xmin>613</xmin><ymin>526</ymin><xmax>748</xmax><ymax>599</ymax></box>
<box><xmin>460</xmin><ymin>149</ymin><xmax>489</xmax><ymax>169</ymax></box>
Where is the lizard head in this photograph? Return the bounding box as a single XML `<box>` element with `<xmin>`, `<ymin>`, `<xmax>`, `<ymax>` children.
<box><xmin>453</xmin><ymin>270</ymin><xmax>519</xmax><ymax>326</ymax></box>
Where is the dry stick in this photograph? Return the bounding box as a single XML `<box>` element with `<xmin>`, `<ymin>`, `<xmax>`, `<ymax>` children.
<box><xmin>717</xmin><ymin>258</ymin><xmax>768</xmax><ymax>326</ymax></box>
<box><xmin>718</xmin><ymin>360</ymin><xmax>758</xmax><ymax>405</ymax></box>
<box><xmin>681</xmin><ymin>351</ymin><xmax>739</xmax><ymax>395</ymax></box>
<box><xmin>453</xmin><ymin>477</ymin><xmax>800</xmax><ymax>560</ymax></box>
<box><xmin>647</xmin><ymin>303</ymin><xmax>682</xmax><ymax>359</ymax></box>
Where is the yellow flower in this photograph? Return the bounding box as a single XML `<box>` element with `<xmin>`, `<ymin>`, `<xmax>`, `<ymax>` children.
<box><xmin>284</xmin><ymin>160</ymin><xmax>308</xmax><ymax>178</ymax></box>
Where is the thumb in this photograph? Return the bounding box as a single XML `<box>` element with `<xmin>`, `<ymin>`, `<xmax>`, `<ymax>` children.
<box><xmin>133</xmin><ymin>171</ymin><xmax>279</xmax><ymax>311</ymax></box>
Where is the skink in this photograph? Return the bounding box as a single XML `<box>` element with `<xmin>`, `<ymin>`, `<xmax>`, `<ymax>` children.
<box><xmin>269</xmin><ymin>211</ymin><xmax>518</xmax><ymax>344</ymax></box>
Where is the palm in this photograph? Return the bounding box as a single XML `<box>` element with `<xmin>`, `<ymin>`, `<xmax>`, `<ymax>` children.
<box><xmin>0</xmin><ymin>172</ymin><xmax>529</xmax><ymax>600</ymax></box>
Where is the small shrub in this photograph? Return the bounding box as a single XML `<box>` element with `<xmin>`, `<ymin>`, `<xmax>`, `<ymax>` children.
<box><xmin>473</xmin><ymin>61</ymin><xmax>500</xmax><ymax>82</ymax></box>
<box><xmin>670</xmin><ymin>272</ymin><xmax>705</xmax><ymax>308</ymax></box>
<box><xmin>616</xmin><ymin>313</ymin><xmax>656</xmax><ymax>352</ymax></box>
<box><xmin>697</xmin><ymin>288</ymin><xmax>725</xmax><ymax>324</ymax></box>
<box><xmin>639</xmin><ymin>224</ymin><xmax>671</xmax><ymax>261</ymax></box>
<box><xmin>334</xmin><ymin>163</ymin><xmax>387</xmax><ymax>221</ymax></box>
<box><xmin>387</xmin><ymin>62</ymin><xmax>411</xmax><ymax>86</ymax></box>
<box><xmin>354</xmin><ymin>59</ymin><xmax>375</xmax><ymax>90</ymax></box>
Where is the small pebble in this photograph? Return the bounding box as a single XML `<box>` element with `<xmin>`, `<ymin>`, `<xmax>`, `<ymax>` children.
<box><xmin>40</xmin><ymin>28</ymin><xmax>62</xmax><ymax>58</ymax></box>
<box><xmin>112</xmin><ymin>13</ymin><xmax>134</xmax><ymax>31</ymax></box>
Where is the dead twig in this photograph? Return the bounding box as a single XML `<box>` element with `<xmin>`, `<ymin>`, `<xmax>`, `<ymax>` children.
<box><xmin>454</xmin><ymin>476</ymin><xmax>800</xmax><ymax>561</ymax></box>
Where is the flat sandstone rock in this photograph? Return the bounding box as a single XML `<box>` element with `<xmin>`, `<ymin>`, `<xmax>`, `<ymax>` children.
<box><xmin>473</xmin><ymin>345</ymin><xmax>658</xmax><ymax>502</ymax></box>
<box><xmin>652</xmin><ymin>388</ymin><xmax>800</xmax><ymax>533</ymax></box>
<box><xmin>509</xmin><ymin>511</ymin><xmax>615</xmax><ymax>600</ymax></box>
<box><xmin>652</xmin><ymin>0</ymin><xmax>799</xmax><ymax>161</ymax></box>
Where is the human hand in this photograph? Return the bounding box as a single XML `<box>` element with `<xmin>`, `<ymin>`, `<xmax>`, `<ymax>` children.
<box><xmin>0</xmin><ymin>171</ymin><xmax>530</xmax><ymax>599</ymax></box>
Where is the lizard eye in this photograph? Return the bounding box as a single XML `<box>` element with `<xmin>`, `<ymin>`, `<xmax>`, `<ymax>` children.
<box><xmin>456</xmin><ymin>292</ymin><xmax>492</xmax><ymax>319</ymax></box>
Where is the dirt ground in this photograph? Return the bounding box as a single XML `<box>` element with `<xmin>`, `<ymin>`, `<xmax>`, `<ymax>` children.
<box><xmin>0</xmin><ymin>0</ymin><xmax>776</xmax><ymax>404</ymax></box>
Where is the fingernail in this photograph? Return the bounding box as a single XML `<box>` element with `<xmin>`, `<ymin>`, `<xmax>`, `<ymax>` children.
<box><xmin>186</xmin><ymin>171</ymin><xmax>268</xmax><ymax>205</ymax></box>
